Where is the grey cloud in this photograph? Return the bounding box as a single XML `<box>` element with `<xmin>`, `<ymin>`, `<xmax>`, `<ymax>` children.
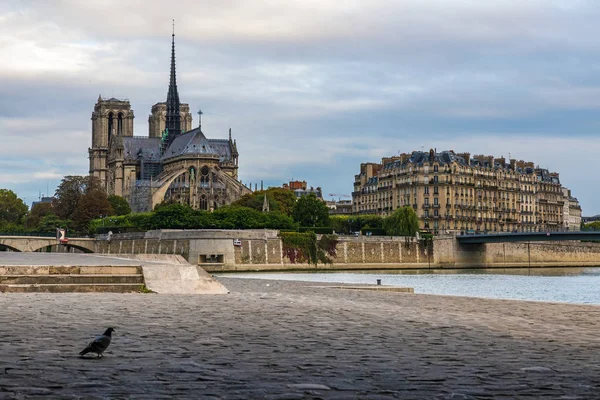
<box><xmin>2</xmin><ymin>0</ymin><xmax>600</xmax><ymax>212</ymax></box>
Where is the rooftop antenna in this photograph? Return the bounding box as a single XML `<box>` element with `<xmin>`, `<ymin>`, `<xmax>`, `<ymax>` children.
<box><xmin>197</xmin><ymin>109</ymin><xmax>203</xmax><ymax>129</ymax></box>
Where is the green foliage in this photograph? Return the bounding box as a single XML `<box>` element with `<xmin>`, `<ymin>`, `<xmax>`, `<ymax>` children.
<box><xmin>150</xmin><ymin>203</ymin><xmax>194</xmax><ymax>229</ymax></box>
<box><xmin>383</xmin><ymin>206</ymin><xmax>420</xmax><ymax>236</ymax></box>
<box><xmin>0</xmin><ymin>189</ymin><xmax>28</xmax><ymax>228</ymax></box>
<box><xmin>292</xmin><ymin>193</ymin><xmax>330</xmax><ymax>227</ymax></box>
<box><xmin>230</xmin><ymin>188</ymin><xmax>297</xmax><ymax>216</ymax></box>
<box><xmin>266</xmin><ymin>188</ymin><xmax>297</xmax><ymax>216</ymax></box>
<box><xmin>317</xmin><ymin>234</ymin><xmax>338</xmax><ymax>265</ymax></box>
<box><xmin>53</xmin><ymin>176</ymin><xmax>95</xmax><ymax>220</ymax></box>
<box><xmin>329</xmin><ymin>214</ymin><xmax>383</xmax><ymax>234</ymax></box>
<box><xmin>138</xmin><ymin>284</ymin><xmax>155</xmax><ymax>293</ymax></box>
<box><xmin>107</xmin><ymin>195</ymin><xmax>132</xmax><ymax>216</ymax></box>
<box><xmin>71</xmin><ymin>188</ymin><xmax>113</xmax><ymax>233</ymax></box>
<box><xmin>582</xmin><ymin>221</ymin><xmax>600</xmax><ymax>231</ymax></box>
<box><xmin>280</xmin><ymin>232</ymin><xmax>338</xmax><ymax>265</ymax></box>
<box><xmin>38</xmin><ymin>214</ymin><xmax>71</xmax><ymax>233</ymax></box>
<box><xmin>52</xmin><ymin>175</ymin><xmax>111</xmax><ymax>234</ymax></box>
<box><xmin>299</xmin><ymin>226</ymin><xmax>334</xmax><ymax>234</ymax></box>
<box><xmin>89</xmin><ymin>204</ymin><xmax>296</xmax><ymax>233</ymax></box>
<box><xmin>25</xmin><ymin>203</ymin><xmax>54</xmax><ymax>229</ymax></box>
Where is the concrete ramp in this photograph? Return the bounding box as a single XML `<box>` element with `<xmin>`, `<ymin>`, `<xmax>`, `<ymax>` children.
<box><xmin>98</xmin><ymin>254</ymin><xmax>228</xmax><ymax>294</ymax></box>
<box><xmin>141</xmin><ymin>264</ymin><xmax>228</xmax><ymax>294</ymax></box>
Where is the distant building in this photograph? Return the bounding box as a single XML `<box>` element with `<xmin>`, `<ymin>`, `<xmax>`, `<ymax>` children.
<box><xmin>353</xmin><ymin>149</ymin><xmax>580</xmax><ymax>234</ymax></box>
<box><xmin>31</xmin><ymin>196</ymin><xmax>53</xmax><ymax>209</ymax></box>
<box><xmin>562</xmin><ymin>188</ymin><xmax>582</xmax><ymax>231</ymax></box>
<box><xmin>582</xmin><ymin>215</ymin><xmax>600</xmax><ymax>223</ymax></box>
<box><xmin>281</xmin><ymin>180</ymin><xmax>323</xmax><ymax>199</ymax></box>
<box><xmin>326</xmin><ymin>200</ymin><xmax>353</xmax><ymax>215</ymax></box>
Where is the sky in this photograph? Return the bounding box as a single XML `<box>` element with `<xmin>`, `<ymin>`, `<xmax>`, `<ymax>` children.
<box><xmin>1</xmin><ymin>0</ymin><xmax>600</xmax><ymax>214</ymax></box>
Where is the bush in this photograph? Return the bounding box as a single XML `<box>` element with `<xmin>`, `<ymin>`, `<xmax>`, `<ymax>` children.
<box><xmin>280</xmin><ymin>232</ymin><xmax>339</xmax><ymax>265</ymax></box>
<box><xmin>299</xmin><ymin>226</ymin><xmax>334</xmax><ymax>234</ymax></box>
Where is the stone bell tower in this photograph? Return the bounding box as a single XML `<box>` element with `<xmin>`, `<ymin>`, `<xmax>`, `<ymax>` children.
<box><xmin>89</xmin><ymin>96</ymin><xmax>135</xmax><ymax>191</ymax></box>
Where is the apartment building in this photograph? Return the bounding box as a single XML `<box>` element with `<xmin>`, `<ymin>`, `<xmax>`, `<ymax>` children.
<box><xmin>352</xmin><ymin>149</ymin><xmax>580</xmax><ymax>233</ymax></box>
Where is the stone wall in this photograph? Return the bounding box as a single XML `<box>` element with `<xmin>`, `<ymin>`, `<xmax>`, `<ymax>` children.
<box><xmin>92</xmin><ymin>230</ymin><xmax>600</xmax><ymax>271</ymax></box>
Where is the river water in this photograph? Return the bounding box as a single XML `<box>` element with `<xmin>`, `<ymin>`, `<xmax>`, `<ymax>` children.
<box><xmin>218</xmin><ymin>267</ymin><xmax>600</xmax><ymax>305</ymax></box>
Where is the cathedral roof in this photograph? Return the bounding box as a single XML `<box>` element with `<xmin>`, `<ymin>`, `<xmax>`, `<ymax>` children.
<box><xmin>161</xmin><ymin>127</ymin><xmax>233</xmax><ymax>162</ymax></box>
<box><xmin>123</xmin><ymin>137</ymin><xmax>161</xmax><ymax>162</ymax></box>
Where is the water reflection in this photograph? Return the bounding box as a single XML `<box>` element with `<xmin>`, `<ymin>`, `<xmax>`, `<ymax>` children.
<box><xmin>220</xmin><ymin>267</ymin><xmax>600</xmax><ymax>305</ymax></box>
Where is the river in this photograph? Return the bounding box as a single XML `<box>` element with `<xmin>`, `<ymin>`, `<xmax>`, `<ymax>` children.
<box><xmin>217</xmin><ymin>267</ymin><xmax>600</xmax><ymax>305</ymax></box>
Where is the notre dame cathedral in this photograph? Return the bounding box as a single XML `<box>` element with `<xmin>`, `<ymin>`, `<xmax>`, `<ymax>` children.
<box><xmin>88</xmin><ymin>30</ymin><xmax>251</xmax><ymax>212</ymax></box>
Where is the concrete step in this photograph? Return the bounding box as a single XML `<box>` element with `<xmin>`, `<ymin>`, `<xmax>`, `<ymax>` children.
<box><xmin>0</xmin><ymin>265</ymin><xmax>142</xmax><ymax>275</ymax></box>
<box><xmin>0</xmin><ymin>274</ymin><xmax>144</xmax><ymax>285</ymax></box>
<box><xmin>0</xmin><ymin>283</ymin><xmax>147</xmax><ymax>293</ymax></box>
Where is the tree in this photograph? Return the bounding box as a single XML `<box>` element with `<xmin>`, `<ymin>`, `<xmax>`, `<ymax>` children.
<box><xmin>25</xmin><ymin>202</ymin><xmax>54</xmax><ymax>229</ymax></box>
<box><xmin>53</xmin><ymin>176</ymin><xmax>103</xmax><ymax>220</ymax></box>
<box><xmin>0</xmin><ymin>189</ymin><xmax>28</xmax><ymax>228</ymax></box>
<box><xmin>108</xmin><ymin>195</ymin><xmax>132</xmax><ymax>216</ymax></box>
<box><xmin>265</xmin><ymin>188</ymin><xmax>296</xmax><ymax>216</ymax></box>
<box><xmin>292</xmin><ymin>193</ymin><xmax>330</xmax><ymax>227</ymax></box>
<box><xmin>383</xmin><ymin>206</ymin><xmax>419</xmax><ymax>236</ymax></box>
<box><xmin>38</xmin><ymin>214</ymin><xmax>71</xmax><ymax>233</ymax></box>
<box><xmin>71</xmin><ymin>188</ymin><xmax>113</xmax><ymax>233</ymax></box>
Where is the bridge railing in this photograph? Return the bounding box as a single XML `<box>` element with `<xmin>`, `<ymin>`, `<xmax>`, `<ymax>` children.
<box><xmin>0</xmin><ymin>232</ymin><xmax>91</xmax><ymax>239</ymax></box>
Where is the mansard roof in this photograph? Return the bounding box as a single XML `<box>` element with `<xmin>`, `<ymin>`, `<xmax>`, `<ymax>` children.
<box><xmin>161</xmin><ymin>127</ymin><xmax>233</xmax><ymax>162</ymax></box>
<box><xmin>123</xmin><ymin>137</ymin><xmax>161</xmax><ymax>162</ymax></box>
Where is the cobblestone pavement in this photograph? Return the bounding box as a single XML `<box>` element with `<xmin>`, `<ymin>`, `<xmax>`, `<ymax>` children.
<box><xmin>1</xmin><ymin>277</ymin><xmax>600</xmax><ymax>399</ymax></box>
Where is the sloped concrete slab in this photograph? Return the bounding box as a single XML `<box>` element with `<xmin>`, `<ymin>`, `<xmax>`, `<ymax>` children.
<box><xmin>98</xmin><ymin>254</ymin><xmax>228</xmax><ymax>294</ymax></box>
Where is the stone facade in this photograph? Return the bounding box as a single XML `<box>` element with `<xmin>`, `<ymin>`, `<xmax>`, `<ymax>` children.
<box><xmin>88</xmin><ymin>33</ymin><xmax>250</xmax><ymax>212</ymax></box>
<box><xmin>353</xmin><ymin>150</ymin><xmax>581</xmax><ymax>233</ymax></box>
<box><xmin>562</xmin><ymin>187</ymin><xmax>582</xmax><ymax>231</ymax></box>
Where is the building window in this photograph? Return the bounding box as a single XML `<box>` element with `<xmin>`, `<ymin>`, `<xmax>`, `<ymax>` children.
<box><xmin>434</xmin><ymin>186</ymin><xmax>439</xmax><ymax>194</ymax></box>
<box><xmin>434</xmin><ymin>209</ymin><xmax>439</xmax><ymax>217</ymax></box>
<box><xmin>424</xmin><ymin>186</ymin><xmax>429</xmax><ymax>195</ymax></box>
<box><xmin>434</xmin><ymin>197</ymin><xmax>439</xmax><ymax>205</ymax></box>
<box><xmin>433</xmin><ymin>175</ymin><xmax>438</xmax><ymax>183</ymax></box>
<box><xmin>424</xmin><ymin>198</ymin><xmax>429</xmax><ymax>205</ymax></box>
<box><xmin>434</xmin><ymin>165</ymin><xmax>438</xmax><ymax>172</ymax></box>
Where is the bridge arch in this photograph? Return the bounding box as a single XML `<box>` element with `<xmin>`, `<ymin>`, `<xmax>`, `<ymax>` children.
<box><xmin>0</xmin><ymin>243</ymin><xmax>22</xmax><ymax>252</ymax></box>
<box><xmin>31</xmin><ymin>244</ymin><xmax>94</xmax><ymax>254</ymax></box>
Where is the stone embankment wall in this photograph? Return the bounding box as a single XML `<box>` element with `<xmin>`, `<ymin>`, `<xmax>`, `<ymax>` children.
<box><xmin>94</xmin><ymin>230</ymin><xmax>600</xmax><ymax>271</ymax></box>
<box><xmin>95</xmin><ymin>230</ymin><xmax>430</xmax><ymax>271</ymax></box>
<box><xmin>230</xmin><ymin>236</ymin><xmax>429</xmax><ymax>272</ymax></box>
<box><xmin>434</xmin><ymin>237</ymin><xmax>600</xmax><ymax>268</ymax></box>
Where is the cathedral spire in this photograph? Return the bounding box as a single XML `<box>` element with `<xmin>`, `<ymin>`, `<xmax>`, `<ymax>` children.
<box><xmin>164</xmin><ymin>19</ymin><xmax>181</xmax><ymax>149</ymax></box>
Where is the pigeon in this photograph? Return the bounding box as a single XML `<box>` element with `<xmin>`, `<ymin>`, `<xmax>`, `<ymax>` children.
<box><xmin>79</xmin><ymin>328</ymin><xmax>115</xmax><ymax>358</ymax></box>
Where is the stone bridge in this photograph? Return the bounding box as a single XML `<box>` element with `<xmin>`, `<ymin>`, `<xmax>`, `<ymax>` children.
<box><xmin>0</xmin><ymin>236</ymin><xmax>96</xmax><ymax>253</ymax></box>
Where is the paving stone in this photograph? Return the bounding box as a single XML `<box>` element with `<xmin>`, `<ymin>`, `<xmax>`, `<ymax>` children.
<box><xmin>0</xmin><ymin>277</ymin><xmax>600</xmax><ymax>398</ymax></box>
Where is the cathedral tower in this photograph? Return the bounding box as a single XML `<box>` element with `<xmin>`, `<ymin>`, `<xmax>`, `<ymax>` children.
<box><xmin>89</xmin><ymin>97</ymin><xmax>134</xmax><ymax>190</ymax></box>
<box><xmin>163</xmin><ymin>22</ymin><xmax>181</xmax><ymax>149</ymax></box>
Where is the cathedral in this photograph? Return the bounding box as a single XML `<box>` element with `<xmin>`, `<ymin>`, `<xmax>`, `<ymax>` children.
<box><xmin>88</xmin><ymin>30</ymin><xmax>251</xmax><ymax>212</ymax></box>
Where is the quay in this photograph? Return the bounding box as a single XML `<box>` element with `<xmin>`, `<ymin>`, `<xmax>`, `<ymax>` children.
<box><xmin>1</xmin><ymin>277</ymin><xmax>599</xmax><ymax>398</ymax></box>
<box><xmin>4</xmin><ymin>229</ymin><xmax>600</xmax><ymax>271</ymax></box>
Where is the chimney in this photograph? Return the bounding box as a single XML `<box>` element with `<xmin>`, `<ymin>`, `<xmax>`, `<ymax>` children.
<box><xmin>510</xmin><ymin>159</ymin><xmax>516</xmax><ymax>170</ymax></box>
<box><xmin>458</xmin><ymin>152</ymin><xmax>471</xmax><ymax>165</ymax></box>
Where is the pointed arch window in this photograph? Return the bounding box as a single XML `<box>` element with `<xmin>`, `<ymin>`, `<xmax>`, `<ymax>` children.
<box><xmin>118</xmin><ymin>112</ymin><xmax>123</xmax><ymax>135</ymax></box>
<box><xmin>107</xmin><ymin>112</ymin><xmax>114</xmax><ymax>142</ymax></box>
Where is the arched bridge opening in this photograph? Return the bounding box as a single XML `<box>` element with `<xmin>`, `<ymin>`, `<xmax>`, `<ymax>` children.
<box><xmin>0</xmin><ymin>244</ymin><xmax>22</xmax><ymax>252</ymax></box>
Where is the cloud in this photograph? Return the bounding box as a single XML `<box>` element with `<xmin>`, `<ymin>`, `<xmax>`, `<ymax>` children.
<box><xmin>1</xmin><ymin>0</ymin><xmax>600</xmax><ymax>214</ymax></box>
